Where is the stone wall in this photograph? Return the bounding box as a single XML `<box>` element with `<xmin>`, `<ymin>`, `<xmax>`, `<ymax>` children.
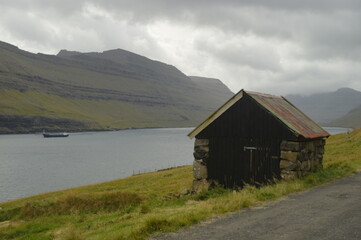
<box><xmin>280</xmin><ymin>139</ymin><xmax>326</xmax><ymax>180</ymax></box>
<box><xmin>192</xmin><ymin>138</ymin><xmax>210</xmax><ymax>192</ymax></box>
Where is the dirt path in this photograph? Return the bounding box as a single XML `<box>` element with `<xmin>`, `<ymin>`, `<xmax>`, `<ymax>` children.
<box><xmin>152</xmin><ymin>173</ymin><xmax>361</xmax><ymax>240</ymax></box>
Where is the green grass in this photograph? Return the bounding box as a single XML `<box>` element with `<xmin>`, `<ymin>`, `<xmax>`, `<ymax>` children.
<box><xmin>1</xmin><ymin>129</ymin><xmax>360</xmax><ymax>240</ymax></box>
<box><xmin>0</xmin><ymin>89</ymin><xmax>208</xmax><ymax>132</ymax></box>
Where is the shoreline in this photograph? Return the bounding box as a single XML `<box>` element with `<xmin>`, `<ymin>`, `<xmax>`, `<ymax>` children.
<box><xmin>0</xmin><ymin>165</ymin><xmax>190</xmax><ymax>204</ymax></box>
<box><xmin>0</xmin><ymin>126</ymin><xmax>351</xmax><ymax>136</ymax></box>
<box><xmin>0</xmin><ymin>126</ymin><xmax>195</xmax><ymax>135</ymax></box>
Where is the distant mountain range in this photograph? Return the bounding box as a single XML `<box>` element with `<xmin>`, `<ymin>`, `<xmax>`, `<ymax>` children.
<box><xmin>286</xmin><ymin>88</ymin><xmax>361</xmax><ymax>129</ymax></box>
<box><xmin>327</xmin><ymin>104</ymin><xmax>361</xmax><ymax>129</ymax></box>
<box><xmin>0</xmin><ymin>40</ymin><xmax>233</xmax><ymax>133</ymax></box>
<box><xmin>1</xmin><ymin>40</ymin><xmax>359</xmax><ymax>133</ymax></box>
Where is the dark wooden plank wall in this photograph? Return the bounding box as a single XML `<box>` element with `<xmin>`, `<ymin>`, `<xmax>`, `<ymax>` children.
<box><xmin>196</xmin><ymin>94</ymin><xmax>297</xmax><ymax>187</ymax></box>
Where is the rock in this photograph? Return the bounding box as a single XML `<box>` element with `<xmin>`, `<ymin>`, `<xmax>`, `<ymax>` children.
<box><xmin>305</xmin><ymin>142</ymin><xmax>315</xmax><ymax>152</ymax></box>
<box><xmin>280</xmin><ymin>170</ymin><xmax>299</xmax><ymax>181</ymax></box>
<box><xmin>193</xmin><ymin>145</ymin><xmax>209</xmax><ymax>160</ymax></box>
<box><xmin>298</xmin><ymin>149</ymin><xmax>309</xmax><ymax>162</ymax></box>
<box><xmin>280</xmin><ymin>151</ymin><xmax>299</xmax><ymax>161</ymax></box>
<box><xmin>280</xmin><ymin>159</ymin><xmax>291</xmax><ymax>169</ymax></box>
<box><xmin>315</xmin><ymin>139</ymin><xmax>326</xmax><ymax>146</ymax></box>
<box><xmin>193</xmin><ymin>150</ymin><xmax>209</xmax><ymax>160</ymax></box>
<box><xmin>317</xmin><ymin>147</ymin><xmax>325</xmax><ymax>154</ymax></box>
<box><xmin>192</xmin><ymin>179</ymin><xmax>210</xmax><ymax>193</ymax></box>
<box><xmin>195</xmin><ymin>145</ymin><xmax>209</xmax><ymax>153</ymax></box>
<box><xmin>285</xmin><ymin>162</ymin><xmax>300</xmax><ymax>171</ymax></box>
<box><xmin>193</xmin><ymin>160</ymin><xmax>208</xmax><ymax>180</ymax></box>
<box><xmin>180</xmin><ymin>189</ymin><xmax>191</xmax><ymax>196</ymax></box>
<box><xmin>281</xmin><ymin>141</ymin><xmax>301</xmax><ymax>151</ymax></box>
<box><xmin>195</xmin><ymin>139</ymin><xmax>209</xmax><ymax>147</ymax></box>
<box><xmin>301</xmin><ymin>160</ymin><xmax>310</xmax><ymax>171</ymax></box>
<box><xmin>299</xmin><ymin>171</ymin><xmax>308</xmax><ymax>177</ymax></box>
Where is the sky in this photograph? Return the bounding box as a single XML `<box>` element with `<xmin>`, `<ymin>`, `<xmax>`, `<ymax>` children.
<box><xmin>1</xmin><ymin>0</ymin><xmax>361</xmax><ymax>95</ymax></box>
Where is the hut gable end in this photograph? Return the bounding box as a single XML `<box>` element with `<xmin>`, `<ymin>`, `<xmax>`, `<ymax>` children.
<box><xmin>188</xmin><ymin>89</ymin><xmax>330</xmax><ymax>140</ymax></box>
<box><xmin>195</xmin><ymin>94</ymin><xmax>296</xmax><ymax>140</ymax></box>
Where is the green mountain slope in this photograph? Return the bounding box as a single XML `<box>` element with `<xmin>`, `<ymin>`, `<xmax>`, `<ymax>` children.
<box><xmin>0</xmin><ymin>41</ymin><xmax>230</xmax><ymax>133</ymax></box>
<box><xmin>327</xmin><ymin>104</ymin><xmax>361</xmax><ymax>129</ymax></box>
<box><xmin>189</xmin><ymin>76</ymin><xmax>234</xmax><ymax>103</ymax></box>
<box><xmin>286</xmin><ymin>88</ymin><xmax>361</xmax><ymax>124</ymax></box>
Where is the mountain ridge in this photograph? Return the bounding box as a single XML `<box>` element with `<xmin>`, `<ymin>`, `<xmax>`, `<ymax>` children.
<box><xmin>189</xmin><ymin>76</ymin><xmax>234</xmax><ymax>104</ymax></box>
<box><xmin>286</xmin><ymin>88</ymin><xmax>361</xmax><ymax>125</ymax></box>
<box><xmin>327</xmin><ymin>104</ymin><xmax>361</xmax><ymax>129</ymax></box>
<box><xmin>0</xmin><ymin>40</ymin><xmax>233</xmax><ymax>133</ymax></box>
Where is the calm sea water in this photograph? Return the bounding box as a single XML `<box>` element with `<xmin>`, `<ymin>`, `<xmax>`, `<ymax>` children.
<box><xmin>323</xmin><ymin>127</ymin><xmax>353</xmax><ymax>135</ymax></box>
<box><xmin>0</xmin><ymin>126</ymin><xmax>351</xmax><ymax>202</ymax></box>
<box><xmin>0</xmin><ymin>128</ymin><xmax>193</xmax><ymax>202</ymax></box>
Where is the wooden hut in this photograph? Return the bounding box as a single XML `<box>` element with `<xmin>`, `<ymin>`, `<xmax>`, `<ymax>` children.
<box><xmin>188</xmin><ymin>90</ymin><xmax>330</xmax><ymax>191</ymax></box>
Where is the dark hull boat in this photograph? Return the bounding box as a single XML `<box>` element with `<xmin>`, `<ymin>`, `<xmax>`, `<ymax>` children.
<box><xmin>43</xmin><ymin>132</ymin><xmax>69</xmax><ymax>138</ymax></box>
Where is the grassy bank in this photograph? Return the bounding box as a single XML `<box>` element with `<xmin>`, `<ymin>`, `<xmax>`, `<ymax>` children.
<box><xmin>0</xmin><ymin>89</ymin><xmax>208</xmax><ymax>133</ymax></box>
<box><xmin>1</xmin><ymin>129</ymin><xmax>360</xmax><ymax>240</ymax></box>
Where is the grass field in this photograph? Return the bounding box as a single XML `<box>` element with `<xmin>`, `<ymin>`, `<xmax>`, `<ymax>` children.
<box><xmin>0</xmin><ymin>90</ymin><xmax>208</xmax><ymax>133</ymax></box>
<box><xmin>0</xmin><ymin>129</ymin><xmax>360</xmax><ymax>240</ymax></box>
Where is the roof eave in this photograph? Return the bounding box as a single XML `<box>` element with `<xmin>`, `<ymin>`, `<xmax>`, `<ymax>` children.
<box><xmin>280</xmin><ymin>96</ymin><xmax>331</xmax><ymax>139</ymax></box>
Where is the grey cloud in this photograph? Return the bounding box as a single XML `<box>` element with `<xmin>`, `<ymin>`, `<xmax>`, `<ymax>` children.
<box><xmin>91</xmin><ymin>1</ymin><xmax>361</xmax><ymax>62</ymax></box>
<box><xmin>295</xmin><ymin>12</ymin><xmax>361</xmax><ymax>60</ymax></box>
<box><xmin>196</xmin><ymin>38</ymin><xmax>282</xmax><ymax>72</ymax></box>
<box><xmin>0</xmin><ymin>0</ymin><xmax>84</xmax><ymax>16</ymax></box>
<box><xmin>1</xmin><ymin>0</ymin><xmax>361</xmax><ymax>94</ymax></box>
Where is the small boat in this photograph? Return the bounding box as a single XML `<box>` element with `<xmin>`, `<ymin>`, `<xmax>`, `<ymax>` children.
<box><xmin>43</xmin><ymin>131</ymin><xmax>69</xmax><ymax>138</ymax></box>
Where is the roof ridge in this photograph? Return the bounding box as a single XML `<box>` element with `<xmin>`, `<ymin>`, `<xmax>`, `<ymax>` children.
<box><xmin>246</xmin><ymin>90</ymin><xmax>283</xmax><ymax>99</ymax></box>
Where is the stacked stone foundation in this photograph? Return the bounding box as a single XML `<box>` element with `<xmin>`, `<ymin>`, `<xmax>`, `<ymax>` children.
<box><xmin>192</xmin><ymin>138</ymin><xmax>210</xmax><ymax>193</ymax></box>
<box><xmin>280</xmin><ymin>139</ymin><xmax>326</xmax><ymax>180</ymax></box>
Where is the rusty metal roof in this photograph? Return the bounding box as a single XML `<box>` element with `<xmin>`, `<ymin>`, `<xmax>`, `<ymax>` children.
<box><xmin>188</xmin><ymin>89</ymin><xmax>330</xmax><ymax>139</ymax></box>
<box><xmin>246</xmin><ymin>91</ymin><xmax>330</xmax><ymax>139</ymax></box>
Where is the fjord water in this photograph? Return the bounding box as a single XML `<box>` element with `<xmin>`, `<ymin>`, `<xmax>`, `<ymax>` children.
<box><xmin>0</xmin><ymin>128</ymin><xmax>193</xmax><ymax>202</ymax></box>
<box><xmin>0</xmin><ymin>127</ymin><xmax>350</xmax><ymax>202</ymax></box>
<box><xmin>323</xmin><ymin>127</ymin><xmax>353</xmax><ymax>135</ymax></box>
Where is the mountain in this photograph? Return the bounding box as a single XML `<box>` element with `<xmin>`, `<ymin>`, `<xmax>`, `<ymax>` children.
<box><xmin>0</xmin><ymin>41</ymin><xmax>231</xmax><ymax>133</ymax></box>
<box><xmin>286</xmin><ymin>88</ymin><xmax>361</xmax><ymax>124</ymax></box>
<box><xmin>327</xmin><ymin>104</ymin><xmax>361</xmax><ymax>129</ymax></box>
<box><xmin>189</xmin><ymin>76</ymin><xmax>234</xmax><ymax>103</ymax></box>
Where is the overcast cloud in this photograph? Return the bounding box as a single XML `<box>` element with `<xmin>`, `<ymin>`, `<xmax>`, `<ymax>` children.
<box><xmin>1</xmin><ymin>0</ymin><xmax>361</xmax><ymax>95</ymax></box>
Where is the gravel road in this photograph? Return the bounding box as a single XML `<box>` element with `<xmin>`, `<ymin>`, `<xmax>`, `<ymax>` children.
<box><xmin>152</xmin><ymin>173</ymin><xmax>361</xmax><ymax>240</ymax></box>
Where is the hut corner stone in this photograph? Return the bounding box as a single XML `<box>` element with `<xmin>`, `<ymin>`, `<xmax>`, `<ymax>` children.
<box><xmin>192</xmin><ymin>138</ymin><xmax>210</xmax><ymax>193</ymax></box>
